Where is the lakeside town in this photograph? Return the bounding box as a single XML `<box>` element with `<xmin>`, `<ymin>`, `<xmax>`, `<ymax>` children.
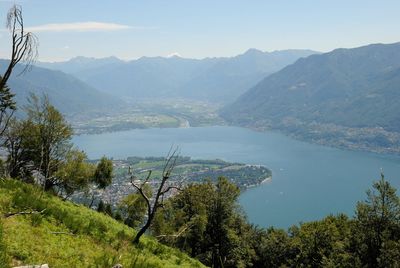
<box><xmin>73</xmin><ymin>156</ymin><xmax>272</xmax><ymax>208</ymax></box>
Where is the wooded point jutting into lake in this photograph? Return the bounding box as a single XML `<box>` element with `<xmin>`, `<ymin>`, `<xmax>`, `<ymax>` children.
<box><xmin>1</xmin><ymin>1</ymin><xmax>400</xmax><ymax>267</ymax></box>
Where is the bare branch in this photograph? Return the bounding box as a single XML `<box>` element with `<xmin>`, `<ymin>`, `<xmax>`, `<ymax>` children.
<box><xmin>156</xmin><ymin>223</ymin><xmax>193</xmax><ymax>240</ymax></box>
<box><xmin>130</xmin><ymin>175</ymin><xmax>151</xmax><ymax>217</ymax></box>
<box><xmin>162</xmin><ymin>146</ymin><xmax>179</xmax><ymax>177</ymax></box>
<box><xmin>131</xmin><ymin>147</ymin><xmax>181</xmax><ymax>244</ymax></box>
<box><xmin>4</xmin><ymin>208</ymin><xmax>46</xmax><ymax>218</ymax></box>
<box><xmin>160</xmin><ymin>185</ymin><xmax>182</xmax><ymax>196</ymax></box>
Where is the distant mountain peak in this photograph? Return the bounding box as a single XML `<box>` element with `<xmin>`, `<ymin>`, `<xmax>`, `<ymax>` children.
<box><xmin>166</xmin><ymin>52</ymin><xmax>182</xmax><ymax>58</ymax></box>
<box><xmin>243</xmin><ymin>48</ymin><xmax>264</xmax><ymax>55</ymax></box>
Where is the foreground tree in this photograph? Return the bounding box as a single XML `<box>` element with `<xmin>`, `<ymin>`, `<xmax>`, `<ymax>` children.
<box><xmin>0</xmin><ymin>5</ymin><xmax>38</xmax><ymax>136</ymax></box>
<box><xmin>93</xmin><ymin>156</ymin><xmax>114</xmax><ymax>189</ymax></box>
<box><xmin>152</xmin><ymin>177</ymin><xmax>253</xmax><ymax>268</ymax></box>
<box><xmin>55</xmin><ymin>149</ymin><xmax>95</xmax><ymax>197</ymax></box>
<box><xmin>3</xmin><ymin>118</ymin><xmax>35</xmax><ymax>179</ymax></box>
<box><xmin>4</xmin><ymin>94</ymin><xmax>112</xmax><ymax>195</ymax></box>
<box><xmin>130</xmin><ymin>149</ymin><xmax>181</xmax><ymax>244</ymax></box>
<box><xmin>203</xmin><ymin>177</ymin><xmax>245</xmax><ymax>267</ymax></box>
<box><xmin>24</xmin><ymin>94</ymin><xmax>74</xmax><ymax>190</ymax></box>
<box><xmin>354</xmin><ymin>172</ymin><xmax>400</xmax><ymax>267</ymax></box>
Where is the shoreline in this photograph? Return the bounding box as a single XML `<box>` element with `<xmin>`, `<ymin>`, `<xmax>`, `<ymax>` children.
<box><xmin>245</xmin><ymin>176</ymin><xmax>272</xmax><ymax>189</ymax></box>
<box><xmin>236</xmin><ymin>124</ymin><xmax>400</xmax><ymax>157</ymax></box>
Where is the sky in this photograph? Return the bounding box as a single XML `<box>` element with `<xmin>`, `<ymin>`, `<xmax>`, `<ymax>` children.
<box><xmin>0</xmin><ymin>0</ymin><xmax>400</xmax><ymax>62</ymax></box>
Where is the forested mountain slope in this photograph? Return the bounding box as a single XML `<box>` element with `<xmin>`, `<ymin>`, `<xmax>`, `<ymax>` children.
<box><xmin>221</xmin><ymin>43</ymin><xmax>400</xmax><ymax>153</ymax></box>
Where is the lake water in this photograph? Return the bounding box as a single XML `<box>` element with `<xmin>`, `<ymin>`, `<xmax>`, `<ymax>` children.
<box><xmin>73</xmin><ymin>126</ymin><xmax>400</xmax><ymax>229</ymax></box>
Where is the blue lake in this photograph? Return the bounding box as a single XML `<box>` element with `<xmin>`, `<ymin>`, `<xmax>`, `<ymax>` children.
<box><xmin>73</xmin><ymin>126</ymin><xmax>400</xmax><ymax>229</ymax></box>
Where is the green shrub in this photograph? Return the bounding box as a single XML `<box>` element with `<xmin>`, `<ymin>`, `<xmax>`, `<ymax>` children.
<box><xmin>10</xmin><ymin>183</ymin><xmax>47</xmax><ymax>212</ymax></box>
<box><xmin>30</xmin><ymin>213</ymin><xmax>43</xmax><ymax>227</ymax></box>
<box><xmin>0</xmin><ymin>220</ymin><xmax>8</xmax><ymax>268</ymax></box>
<box><xmin>93</xmin><ymin>252</ymin><xmax>119</xmax><ymax>268</ymax></box>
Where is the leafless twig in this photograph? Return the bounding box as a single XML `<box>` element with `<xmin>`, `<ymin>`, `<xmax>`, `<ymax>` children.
<box><xmin>4</xmin><ymin>208</ymin><xmax>46</xmax><ymax>218</ymax></box>
<box><xmin>129</xmin><ymin>147</ymin><xmax>182</xmax><ymax>244</ymax></box>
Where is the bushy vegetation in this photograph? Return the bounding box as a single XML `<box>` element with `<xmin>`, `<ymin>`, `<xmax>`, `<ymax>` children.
<box><xmin>0</xmin><ymin>218</ymin><xmax>9</xmax><ymax>267</ymax></box>
<box><xmin>0</xmin><ymin>179</ymin><xmax>204</xmax><ymax>267</ymax></box>
<box><xmin>3</xmin><ymin>94</ymin><xmax>113</xmax><ymax>197</ymax></box>
<box><xmin>150</xmin><ymin>175</ymin><xmax>400</xmax><ymax>268</ymax></box>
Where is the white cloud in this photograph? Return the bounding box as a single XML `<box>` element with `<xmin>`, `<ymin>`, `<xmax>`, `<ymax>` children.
<box><xmin>25</xmin><ymin>22</ymin><xmax>135</xmax><ymax>33</ymax></box>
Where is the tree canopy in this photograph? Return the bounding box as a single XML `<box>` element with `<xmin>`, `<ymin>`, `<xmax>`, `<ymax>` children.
<box><xmin>4</xmin><ymin>94</ymin><xmax>113</xmax><ymax>196</ymax></box>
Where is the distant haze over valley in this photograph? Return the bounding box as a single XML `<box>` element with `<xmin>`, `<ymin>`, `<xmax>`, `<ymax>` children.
<box><xmin>35</xmin><ymin>49</ymin><xmax>318</xmax><ymax>103</ymax></box>
<box><xmin>3</xmin><ymin>42</ymin><xmax>400</xmax><ymax>154</ymax></box>
<box><xmin>0</xmin><ymin>60</ymin><xmax>124</xmax><ymax>118</ymax></box>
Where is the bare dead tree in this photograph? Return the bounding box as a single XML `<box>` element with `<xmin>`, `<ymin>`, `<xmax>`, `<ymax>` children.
<box><xmin>1</xmin><ymin>5</ymin><xmax>38</xmax><ymax>88</ymax></box>
<box><xmin>130</xmin><ymin>148</ymin><xmax>182</xmax><ymax>244</ymax></box>
<box><xmin>0</xmin><ymin>5</ymin><xmax>38</xmax><ymax>136</ymax></box>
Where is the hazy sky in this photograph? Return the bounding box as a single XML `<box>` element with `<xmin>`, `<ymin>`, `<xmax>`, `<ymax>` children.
<box><xmin>1</xmin><ymin>0</ymin><xmax>399</xmax><ymax>61</ymax></box>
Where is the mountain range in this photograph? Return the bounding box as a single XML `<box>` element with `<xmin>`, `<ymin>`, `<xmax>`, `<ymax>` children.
<box><xmin>221</xmin><ymin>42</ymin><xmax>400</xmax><ymax>152</ymax></box>
<box><xmin>37</xmin><ymin>49</ymin><xmax>318</xmax><ymax>103</ymax></box>
<box><xmin>4</xmin><ymin>42</ymin><xmax>400</xmax><ymax>153</ymax></box>
<box><xmin>0</xmin><ymin>60</ymin><xmax>123</xmax><ymax>118</ymax></box>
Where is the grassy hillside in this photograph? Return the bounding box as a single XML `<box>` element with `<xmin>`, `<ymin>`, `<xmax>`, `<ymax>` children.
<box><xmin>0</xmin><ymin>179</ymin><xmax>204</xmax><ymax>268</ymax></box>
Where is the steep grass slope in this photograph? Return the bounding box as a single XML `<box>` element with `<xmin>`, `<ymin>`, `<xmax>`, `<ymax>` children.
<box><xmin>0</xmin><ymin>179</ymin><xmax>204</xmax><ymax>268</ymax></box>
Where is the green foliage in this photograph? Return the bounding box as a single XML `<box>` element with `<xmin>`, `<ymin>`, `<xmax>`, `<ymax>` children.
<box><xmin>25</xmin><ymin>94</ymin><xmax>74</xmax><ymax>189</ymax></box>
<box><xmin>152</xmin><ymin>174</ymin><xmax>400</xmax><ymax>268</ymax></box>
<box><xmin>0</xmin><ymin>179</ymin><xmax>205</xmax><ymax>268</ymax></box>
<box><xmin>153</xmin><ymin>177</ymin><xmax>252</xmax><ymax>268</ymax></box>
<box><xmin>204</xmin><ymin>177</ymin><xmax>242</xmax><ymax>267</ymax></box>
<box><xmin>252</xmin><ymin>227</ymin><xmax>294</xmax><ymax>267</ymax></box>
<box><xmin>0</xmin><ymin>219</ymin><xmax>9</xmax><ymax>268</ymax></box>
<box><xmin>4</xmin><ymin>118</ymin><xmax>38</xmax><ymax>180</ymax></box>
<box><xmin>56</xmin><ymin>149</ymin><xmax>95</xmax><ymax>196</ymax></box>
<box><xmin>290</xmin><ymin>215</ymin><xmax>359</xmax><ymax>267</ymax></box>
<box><xmin>0</xmin><ymin>83</ymin><xmax>16</xmax><ymax>138</ymax></box>
<box><xmin>0</xmin><ymin>84</ymin><xmax>16</xmax><ymax>112</ymax></box>
<box><xmin>4</xmin><ymin>94</ymin><xmax>101</xmax><ymax>196</ymax></box>
<box><xmin>119</xmin><ymin>184</ymin><xmax>152</xmax><ymax>228</ymax></box>
<box><xmin>354</xmin><ymin>173</ymin><xmax>400</xmax><ymax>267</ymax></box>
<box><xmin>94</xmin><ymin>156</ymin><xmax>114</xmax><ymax>189</ymax></box>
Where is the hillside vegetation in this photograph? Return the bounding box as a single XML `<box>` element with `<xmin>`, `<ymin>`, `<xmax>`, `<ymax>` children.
<box><xmin>0</xmin><ymin>179</ymin><xmax>204</xmax><ymax>268</ymax></box>
<box><xmin>221</xmin><ymin>42</ymin><xmax>400</xmax><ymax>153</ymax></box>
